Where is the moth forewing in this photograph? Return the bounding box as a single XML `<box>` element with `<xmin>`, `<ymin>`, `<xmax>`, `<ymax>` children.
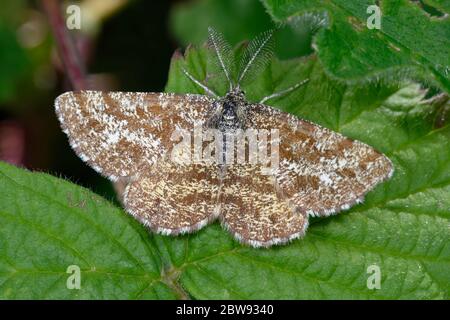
<box><xmin>55</xmin><ymin>90</ymin><xmax>214</xmax><ymax>180</ymax></box>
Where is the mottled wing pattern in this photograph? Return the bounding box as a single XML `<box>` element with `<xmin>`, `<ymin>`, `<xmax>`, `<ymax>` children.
<box><xmin>220</xmin><ymin>164</ymin><xmax>308</xmax><ymax>247</ymax></box>
<box><xmin>54</xmin><ymin>89</ymin><xmax>394</xmax><ymax>246</ymax></box>
<box><xmin>124</xmin><ymin>161</ymin><xmax>222</xmax><ymax>235</ymax></box>
<box><xmin>55</xmin><ymin>90</ymin><xmax>213</xmax><ymax>181</ymax></box>
<box><xmin>246</xmin><ymin>103</ymin><xmax>394</xmax><ymax>217</ymax></box>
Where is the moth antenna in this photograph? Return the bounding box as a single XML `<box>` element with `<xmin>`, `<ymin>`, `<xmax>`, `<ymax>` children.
<box><xmin>237</xmin><ymin>30</ymin><xmax>275</xmax><ymax>87</ymax></box>
<box><xmin>259</xmin><ymin>79</ymin><xmax>309</xmax><ymax>104</ymax></box>
<box><xmin>182</xmin><ymin>68</ymin><xmax>219</xmax><ymax>98</ymax></box>
<box><xmin>207</xmin><ymin>27</ymin><xmax>235</xmax><ymax>91</ymax></box>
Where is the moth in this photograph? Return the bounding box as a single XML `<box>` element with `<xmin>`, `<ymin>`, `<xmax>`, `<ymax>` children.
<box><xmin>55</xmin><ymin>28</ymin><xmax>393</xmax><ymax>247</ymax></box>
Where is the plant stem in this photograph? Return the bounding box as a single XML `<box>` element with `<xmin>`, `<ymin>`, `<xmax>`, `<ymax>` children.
<box><xmin>41</xmin><ymin>0</ymin><xmax>87</xmax><ymax>90</ymax></box>
<box><xmin>42</xmin><ymin>0</ymin><xmax>129</xmax><ymax>199</ymax></box>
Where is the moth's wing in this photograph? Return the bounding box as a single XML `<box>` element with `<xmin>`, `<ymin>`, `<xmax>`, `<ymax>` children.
<box><xmin>55</xmin><ymin>91</ymin><xmax>213</xmax><ymax>180</ymax></box>
<box><xmin>124</xmin><ymin>161</ymin><xmax>222</xmax><ymax>235</ymax></box>
<box><xmin>220</xmin><ymin>164</ymin><xmax>308</xmax><ymax>247</ymax></box>
<box><xmin>246</xmin><ymin>103</ymin><xmax>394</xmax><ymax>217</ymax></box>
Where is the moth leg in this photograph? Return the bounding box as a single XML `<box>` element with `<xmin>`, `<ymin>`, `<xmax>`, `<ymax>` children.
<box><xmin>259</xmin><ymin>79</ymin><xmax>309</xmax><ymax>104</ymax></box>
<box><xmin>182</xmin><ymin>68</ymin><xmax>219</xmax><ymax>99</ymax></box>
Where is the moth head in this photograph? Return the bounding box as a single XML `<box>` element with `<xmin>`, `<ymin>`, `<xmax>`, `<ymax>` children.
<box><xmin>206</xmin><ymin>90</ymin><xmax>247</xmax><ymax>130</ymax></box>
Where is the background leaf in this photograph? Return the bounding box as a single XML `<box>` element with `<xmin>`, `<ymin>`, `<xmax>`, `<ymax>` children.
<box><xmin>1</xmin><ymin>44</ymin><xmax>449</xmax><ymax>298</ymax></box>
<box><xmin>261</xmin><ymin>0</ymin><xmax>450</xmax><ymax>93</ymax></box>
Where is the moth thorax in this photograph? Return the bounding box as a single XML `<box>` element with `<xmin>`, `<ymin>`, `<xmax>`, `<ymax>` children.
<box><xmin>218</xmin><ymin>91</ymin><xmax>247</xmax><ymax>131</ymax></box>
<box><xmin>218</xmin><ymin>100</ymin><xmax>238</xmax><ymax>128</ymax></box>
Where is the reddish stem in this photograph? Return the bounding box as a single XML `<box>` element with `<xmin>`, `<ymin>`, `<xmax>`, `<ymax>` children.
<box><xmin>41</xmin><ymin>0</ymin><xmax>87</xmax><ymax>90</ymax></box>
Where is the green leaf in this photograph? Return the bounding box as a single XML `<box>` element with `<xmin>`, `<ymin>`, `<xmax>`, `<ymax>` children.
<box><xmin>261</xmin><ymin>0</ymin><xmax>450</xmax><ymax>93</ymax></box>
<box><xmin>1</xmin><ymin>45</ymin><xmax>449</xmax><ymax>299</ymax></box>
<box><xmin>0</xmin><ymin>162</ymin><xmax>177</xmax><ymax>299</ymax></box>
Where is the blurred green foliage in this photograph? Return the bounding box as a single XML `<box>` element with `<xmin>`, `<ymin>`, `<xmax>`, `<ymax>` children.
<box><xmin>0</xmin><ymin>0</ymin><xmax>54</xmax><ymax>110</ymax></box>
<box><xmin>0</xmin><ymin>23</ymin><xmax>28</xmax><ymax>103</ymax></box>
<box><xmin>170</xmin><ymin>0</ymin><xmax>314</xmax><ymax>59</ymax></box>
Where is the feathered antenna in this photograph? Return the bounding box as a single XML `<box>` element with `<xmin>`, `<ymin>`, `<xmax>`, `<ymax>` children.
<box><xmin>288</xmin><ymin>12</ymin><xmax>329</xmax><ymax>34</ymax></box>
<box><xmin>207</xmin><ymin>27</ymin><xmax>235</xmax><ymax>91</ymax></box>
<box><xmin>237</xmin><ymin>30</ymin><xmax>275</xmax><ymax>88</ymax></box>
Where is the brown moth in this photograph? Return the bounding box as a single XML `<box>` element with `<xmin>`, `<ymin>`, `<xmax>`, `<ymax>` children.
<box><xmin>55</xmin><ymin>28</ymin><xmax>393</xmax><ymax>247</ymax></box>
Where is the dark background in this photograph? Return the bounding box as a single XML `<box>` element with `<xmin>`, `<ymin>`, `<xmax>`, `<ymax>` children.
<box><xmin>0</xmin><ymin>0</ymin><xmax>312</xmax><ymax>201</ymax></box>
<box><xmin>0</xmin><ymin>0</ymin><xmax>187</xmax><ymax>200</ymax></box>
